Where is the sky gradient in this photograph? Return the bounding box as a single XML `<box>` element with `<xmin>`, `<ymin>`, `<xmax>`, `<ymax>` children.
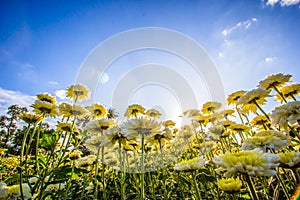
<box><xmin>0</xmin><ymin>0</ymin><xmax>299</xmax><ymax>118</ymax></box>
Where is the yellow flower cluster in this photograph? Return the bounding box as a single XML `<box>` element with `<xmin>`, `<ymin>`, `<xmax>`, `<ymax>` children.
<box><xmin>277</xmin><ymin>151</ymin><xmax>300</xmax><ymax>169</ymax></box>
<box><xmin>213</xmin><ymin>149</ymin><xmax>279</xmax><ymax>177</ymax></box>
<box><xmin>217</xmin><ymin>178</ymin><xmax>242</xmax><ymax>194</ymax></box>
<box><xmin>174</xmin><ymin>156</ymin><xmax>206</xmax><ymax>172</ymax></box>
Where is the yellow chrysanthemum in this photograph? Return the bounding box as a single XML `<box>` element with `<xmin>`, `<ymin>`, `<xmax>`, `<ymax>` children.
<box><xmin>201</xmin><ymin>101</ymin><xmax>222</xmax><ymax>114</ymax></box>
<box><xmin>174</xmin><ymin>156</ymin><xmax>206</xmax><ymax>171</ymax></box>
<box><xmin>69</xmin><ymin>150</ymin><xmax>82</xmax><ymax>160</ymax></box>
<box><xmin>271</xmin><ymin>101</ymin><xmax>300</xmax><ymax>130</ymax></box>
<box><xmin>251</xmin><ymin>115</ymin><xmax>271</xmax><ymax>130</ymax></box>
<box><xmin>163</xmin><ymin>120</ymin><xmax>176</xmax><ymax>127</ymax></box>
<box><xmin>85</xmin><ymin>119</ymin><xmax>116</xmax><ymax>134</ymax></box>
<box><xmin>59</xmin><ymin>102</ymin><xmax>73</xmax><ymax>118</ymax></box>
<box><xmin>84</xmin><ymin>135</ymin><xmax>103</xmax><ymax>153</ymax></box>
<box><xmin>20</xmin><ymin>112</ymin><xmax>43</xmax><ymax>124</ymax></box>
<box><xmin>145</xmin><ymin>108</ymin><xmax>162</xmax><ymax>118</ymax></box>
<box><xmin>88</xmin><ymin>103</ymin><xmax>107</xmax><ymax>119</ymax></box>
<box><xmin>176</xmin><ymin>125</ymin><xmax>196</xmax><ymax>140</ymax></box>
<box><xmin>31</xmin><ymin>100</ymin><xmax>59</xmax><ymax>117</ymax></box>
<box><xmin>66</xmin><ymin>84</ymin><xmax>90</xmax><ymax>101</ymax></box>
<box><xmin>226</xmin><ymin>90</ymin><xmax>247</xmax><ymax>106</ymax></box>
<box><xmin>70</xmin><ymin>104</ymin><xmax>88</xmax><ymax>119</ymax></box>
<box><xmin>217</xmin><ymin>178</ymin><xmax>242</xmax><ymax>194</ymax></box>
<box><xmin>181</xmin><ymin>109</ymin><xmax>201</xmax><ymax>118</ymax></box>
<box><xmin>218</xmin><ymin>109</ymin><xmax>235</xmax><ymax>118</ymax></box>
<box><xmin>242</xmin><ymin>130</ymin><xmax>290</xmax><ymax>151</ymax></box>
<box><xmin>123</xmin><ymin>117</ymin><xmax>164</xmax><ymax>140</ymax></box>
<box><xmin>36</xmin><ymin>93</ymin><xmax>57</xmax><ymax>104</ymax></box>
<box><xmin>213</xmin><ymin>149</ymin><xmax>279</xmax><ymax>177</ymax></box>
<box><xmin>258</xmin><ymin>73</ymin><xmax>292</xmax><ymax>90</ymax></box>
<box><xmin>124</xmin><ymin>104</ymin><xmax>145</xmax><ymax>118</ymax></box>
<box><xmin>102</xmin><ymin>125</ymin><xmax>127</xmax><ymax>146</ymax></box>
<box><xmin>230</xmin><ymin>124</ymin><xmax>251</xmax><ymax>132</ymax></box>
<box><xmin>277</xmin><ymin>151</ymin><xmax>300</xmax><ymax>169</ymax></box>
<box><xmin>57</xmin><ymin>122</ymin><xmax>76</xmax><ymax>132</ymax></box>
<box><xmin>237</xmin><ymin>88</ymin><xmax>270</xmax><ymax>114</ymax></box>
<box><xmin>275</xmin><ymin>83</ymin><xmax>300</xmax><ymax>102</ymax></box>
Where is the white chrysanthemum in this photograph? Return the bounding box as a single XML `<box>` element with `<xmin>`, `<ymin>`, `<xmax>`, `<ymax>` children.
<box><xmin>213</xmin><ymin>149</ymin><xmax>280</xmax><ymax>177</ymax></box>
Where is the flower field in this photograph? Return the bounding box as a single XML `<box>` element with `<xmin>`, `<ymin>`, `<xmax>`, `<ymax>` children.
<box><xmin>0</xmin><ymin>73</ymin><xmax>300</xmax><ymax>200</ymax></box>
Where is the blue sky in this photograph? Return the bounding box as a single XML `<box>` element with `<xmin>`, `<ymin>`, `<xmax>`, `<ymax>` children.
<box><xmin>0</xmin><ymin>0</ymin><xmax>299</xmax><ymax>119</ymax></box>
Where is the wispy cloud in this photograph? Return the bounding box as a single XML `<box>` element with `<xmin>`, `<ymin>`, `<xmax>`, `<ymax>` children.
<box><xmin>265</xmin><ymin>0</ymin><xmax>300</xmax><ymax>6</ymax></box>
<box><xmin>265</xmin><ymin>56</ymin><xmax>278</xmax><ymax>63</ymax></box>
<box><xmin>0</xmin><ymin>87</ymin><xmax>34</xmax><ymax>115</ymax></box>
<box><xmin>48</xmin><ymin>81</ymin><xmax>58</xmax><ymax>85</ymax></box>
<box><xmin>222</xmin><ymin>18</ymin><xmax>258</xmax><ymax>37</ymax></box>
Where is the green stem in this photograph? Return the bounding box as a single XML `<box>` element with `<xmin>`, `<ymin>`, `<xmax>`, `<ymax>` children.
<box><xmin>235</xmin><ymin>106</ymin><xmax>244</xmax><ymax>124</ymax></box>
<box><xmin>119</xmin><ymin>139</ymin><xmax>125</xmax><ymax>200</ymax></box>
<box><xmin>253</xmin><ymin>101</ymin><xmax>270</xmax><ymax>121</ymax></box>
<box><xmin>244</xmin><ymin>174</ymin><xmax>259</xmax><ymax>200</ymax></box>
<box><xmin>275</xmin><ymin>173</ymin><xmax>290</xmax><ymax>199</ymax></box>
<box><xmin>94</xmin><ymin>145</ymin><xmax>102</xmax><ymax>199</ymax></box>
<box><xmin>19</xmin><ymin>123</ymin><xmax>31</xmax><ymax>200</ymax></box>
<box><xmin>140</xmin><ymin>134</ymin><xmax>145</xmax><ymax>200</ymax></box>
<box><xmin>272</xmin><ymin>85</ymin><xmax>287</xmax><ymax>103</ymax></box>
<box><xmin>292</xmin><ymin>168</ymin><xmax>300</xmax><ymax>184</ymax></box>
<box><xmin>191</xmin><ymin>171</ymin><xmax>201</xmax><ymax>200</ymax></box>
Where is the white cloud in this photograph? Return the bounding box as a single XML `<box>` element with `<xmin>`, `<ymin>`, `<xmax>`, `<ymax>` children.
<box><xmin>218</xmin><ymin>52</ymin><xmax>224</xmax><ymax>58</ymax></box>
<box><xmin>55</xmin><ymin>89</ymin><xmax>67</xmax><ymax>100</ymax></box>
<box><xmin>48</xmin><ymin>81</ymin><xmax>58</xmax><ymax>85</ymax></box>
<box><xmin>0</xmin><ymin>87</ymin><xmax>34</xmax><ymax>115</ymax></box>
<box><xmin>266</xmin><ymin>0</ymin><xmax>300</xmax><ymax>6</ymax></box>
<box><xmin>265</xmin><ymin>56</ymin><xmax>278</xmax><ymax>63</ymax></box>
<box><xmin>222</xmin><ymin>18</ymin><xmax>258</xmax><ymax>37</ymax></box>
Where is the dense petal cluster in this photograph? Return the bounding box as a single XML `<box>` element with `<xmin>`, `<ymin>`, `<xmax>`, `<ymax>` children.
<box><xmin>271</xmin><ymin>101</ymin><xmax>300</xmax><ymax>128</ymax></box>
<box><xmin>122</xmin><ymin>117</ymin><xmax>164</xmax><ymax>139</ymax></box>
<box><xmin>213</xmin><ymin>149</ymin><xmax>280</xmax><ymax>177</ymax></box>
<box><xmin>66</xmin><ymin>84</ymin><xmax>90</xmax><ymax>101</ymax></box>
<box><xmin>242</xmin><ymin>130</ymin><xmax>290</xmax><ymax>151</ymax></box>
<box><xmin>237</xmin><ymin>88</ymin><xmax>270</xmax><ymax>113</ymax></box>
<box><xmin>174</xmin><ymin>156</ymin><xmax>206</xmax><ymax>171</ymax></box>
<box><xmin>258</xmin><ymin>73</ymin><xmax>291</xmax><ymax>90</ymax></box>
<box><xmin>277</xmin><ymin>151</ymin><xmax>300</xmax><ymax>168</ymax></box>
<box><xmin>217</xmin><ymin>178</ymin><xmax>242</xmax><ymax>194</ymax></box>
<box><xmin>124</xmin><ymin>104</ymin><xmax>145</xmax><ymax>118</ymax></box>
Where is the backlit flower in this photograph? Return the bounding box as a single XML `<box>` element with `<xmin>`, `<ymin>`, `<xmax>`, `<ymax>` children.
<box><xmin>31</xmin><ymin>100</ymin><xmax>59</xmax><ymax>117</ymax></box>
<box><xmin>181</xmin><ymin>109</ymin><xmax>201</xmax><ymax>118</ymax></box>
<box><xmin>275</xmin><ymin>83</ymin><xmax>300</xmax><ymax>102</ymax></box>
<box><xmin>70</xmin><ymin>104</ymin><xmax>88</xmax><ymax>119</ymax></box>
<box><xmin>36</xmin><ymin>93</ymin><xmax>57</xmax><ymax>104</ymax></box>
<box><xmin>20</xmin><ymin>112</ymin><xmax>43</xmax><ymax>124</ymax></box>
<box><xmin>124</xmin><ymin>104</ymin><xmax>145</xmax><ymax>118</ymax></box>
<box><xmin>163</xmin><ymin>120</ymin><xmax>176</xmax><ymax>127</ymax></box>
<box><xmin>217</xmin><ymin>178</ymin><xmax>242</xmax><ymax>194</ymax></box>
<box><xmin>57</xmin><ymin>122</ymin><xmax>76</xmax><ymax>132</ymax></box>
<box><xmin>145</xmin><ymin>108</ymin><xmax>161</xmax><ymax>118</ymax></box>
<box><xmin>258</xmin><ymin>73</ymin><xmax>292</xmax><ymax>90</ymax></box>
<box><xmin>88</xmin><ymin>103</ymin><xmax>107</xmax><ymax>119</ymax></box>
<box><xmin>174</xmin><ymin>156</ymin><xmax>206</xmax><ymax>172</ymax></box>
<box><xmin>226</xmin><ymin>90</ymin><xmax>246</xmax><ymax>106</ymax></box>
<box><xmin>277</xmin><ymin>151</ymin><xmax>300</xmax><ymax>169</ymax></box>
<box><xmin>213</xmin><ymin>149</ymin><xmax>279</xmax><ymax>177</ymax></box>
<box><xmin>123</xmin><ymin>117</ymin><xmax>163</xmax><ymax>139</ymax></box>
<box><xmin>201</xmin><ymin>101</ymin><xmax>222</xmax><ymax>114</ymax></box>
<box><xmin>237</xmin><ymin>88</ymin><xmax>270</xmax><ymax>114</ymax></box>
<box><xmin>271</xmin><ymin>101</ymin><xmax>300</xmax><ymax>129</ymax></box>
<box><xmin>251</xmin><ymin>115</ymin><xmax>271</xmax><ymax>130</ymax></box>
<box><xmin>230</xmin><ymin>124</ymin><xmax>251</xmax><ymax>133</ymax></box>
<box><xmin>242</xmin><ymin>130</ymin><xmax>290</xmax><ymax>151</ymax></box>
<box><xmin>85</xmin><ymin>119</ymin><xmax>116</xmax><ymax>134</ymax></box>
<box><xmin>66</xmin><ymin>84</ymin><xmax>90</xmax><ymax>101</ymax></box>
